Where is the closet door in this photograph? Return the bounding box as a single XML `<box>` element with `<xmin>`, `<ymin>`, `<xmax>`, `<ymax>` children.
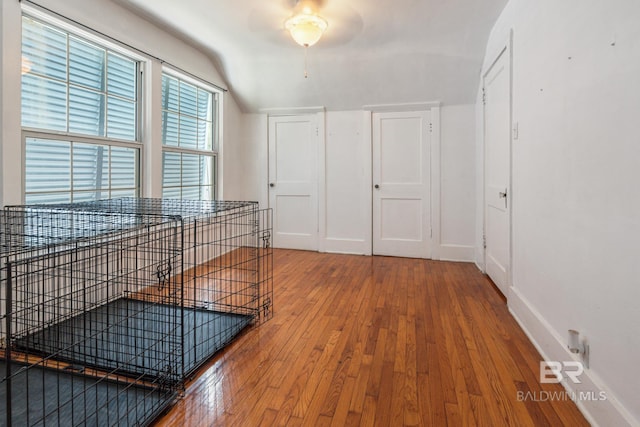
<box><xmin>268</xmin><ymin>114</ymin><xmax>319</xmax><ymax>250</ymax></box>
<box><xmin>372</xmin><ymin>111</ymin><xmax>431</xmax><ymax>258</ymax></box>
<box><xmin>483</xmin><ymin>46</ymin><xmax>511</xmax><ymax>296</ymax></box>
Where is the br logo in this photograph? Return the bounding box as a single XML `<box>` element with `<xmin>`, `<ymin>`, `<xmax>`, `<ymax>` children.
<box><xmin>540</xmin><ymin>361</ymin><xmax>584</xmax><ymax>384</ymax></box>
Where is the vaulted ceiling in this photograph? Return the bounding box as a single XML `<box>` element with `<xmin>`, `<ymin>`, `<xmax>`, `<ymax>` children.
<box><xmin>115</xmin><ymin>0</ymin><xmax>507</xmax><ymax>112</ymax></box>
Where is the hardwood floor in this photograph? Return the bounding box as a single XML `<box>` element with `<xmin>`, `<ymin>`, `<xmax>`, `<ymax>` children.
<box><xmin>153</xmin><ymin>249</ymin><xmax>588</xmax><ymax>426</ymax></box>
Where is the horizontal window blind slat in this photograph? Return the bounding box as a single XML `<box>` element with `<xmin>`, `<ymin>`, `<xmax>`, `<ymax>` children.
<box><xmin>25</xmin><ymin>137</ymin><xmax>138</xmax><ymax>202</ymax></box>
<box><xmin>22</xmin><ymin>16</ymin><xmax>140</xmax><ymax>203</ymax></box>
<box><xmin>22</xmin><ymin>17</ymin><xmax>67</xmax><ymax>81</ymax></box>
<box><xmin>69</xmin><ymin>37</ymin><xmax>105</xmax><ymax>91</ymax></box>
<box><xmin>108</xmin><ymin>52</ymin><xmax>136</xmax><ymax>100</ymax></box>
<box><xmin>22</xmin><ymin>74</ymin><xmax>68</xmax><ymax>131</ymax></box>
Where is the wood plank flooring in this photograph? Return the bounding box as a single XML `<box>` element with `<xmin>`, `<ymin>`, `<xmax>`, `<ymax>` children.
<box><xmin>153</xmin><ymin>249</ymin><xmax>588</xmax><ymax>426</ymax></box>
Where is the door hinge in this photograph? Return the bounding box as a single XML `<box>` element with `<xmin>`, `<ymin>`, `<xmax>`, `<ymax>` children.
<box><xmin>483</xmin><ymin>234</ymin><xmax>487</xmax><ymax>249</ymax></box>
<box><xmin>429</xmin><ymin>123</ymin><xmax>433</xmax><ymax>133</ymax></box>
<box><xmin>482</xmin><ymin>88</ymin><xmax>486</xmax><ymax>105</ymax></box>
<box><xmin>316</xmin><ymin>126</ymin><xmax>319</xmax><ymax>136</ymax></box>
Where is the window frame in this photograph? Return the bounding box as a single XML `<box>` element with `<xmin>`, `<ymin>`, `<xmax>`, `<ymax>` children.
<box><xmin>22</xmin><ymin>130</ymin><xmax>143</xmax><ymax>203</ymax></box>
<box><xmin>20</xmin><ymin>9</ymin><xmax>144</xmax><ymax>204</ymax></box>
<box><xmin>161</xmin><ymin>68</ymin><xmax>220</xmax><ymax>200</ymax></box>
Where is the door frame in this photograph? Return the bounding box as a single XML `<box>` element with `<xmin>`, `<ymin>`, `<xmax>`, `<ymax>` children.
<box><xmin>265</xmin><ymin>107</ymin><xmax>326</xmax><ymax>251</ymax></box>
<box><xmin>363</xmin><ymin>102</ymin><xmax>441</xmax><ymax>259</ymax></box>
<box><xmin>482</xmin><ymin>31</ymin><xmax>513</xmax><ymax>297</ymax></box>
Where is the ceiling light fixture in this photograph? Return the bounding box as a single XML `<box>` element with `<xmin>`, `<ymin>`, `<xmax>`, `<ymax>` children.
<box><xmin>284</xmin><ymin>1</ymin><xmax>328</xmax><ymax>78</ymax></box>
<box><xmin>284</xmin><ymin>12</ymin><xmax>328</xmax><ymax>48</ymax></box>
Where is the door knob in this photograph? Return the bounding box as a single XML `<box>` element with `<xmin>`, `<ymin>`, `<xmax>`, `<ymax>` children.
<box><xmin>499</xmin><ymin>189</ymin><xmax>507</xmax><ymax>198</ymax></box>
<box><xmin>269</xmin><ymin>183</ymin><xmax>275</xmax><ymax>188</ymax></box>
<box><xmin>374</xmin><ymin>184</ymin><xmax>380</xmax><ymax>189</ymax></box>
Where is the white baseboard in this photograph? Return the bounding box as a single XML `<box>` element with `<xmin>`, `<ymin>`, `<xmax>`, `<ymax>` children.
<box><xmin>438</xmin><ymin>244</ymin><xmax>475</xmax><ymax>262</ymax></box>
<box><xmin>322</xmin><ymin>241</ymin><xmax>476</xmax><ymax>260</ymax></box>
<box><xmin>475</xmin><ymin>247</ymin><xmax>485</xmax><ymax>272</ymax></box>
<box><xmin>508</xmin><ymin>287</ymin><xmax>637</xmax><ymax>427</ymax></box>
<box><xmin>322</xmin><ymin>237</ymin><xmax>367</xmax><ymax>255</ymax></box>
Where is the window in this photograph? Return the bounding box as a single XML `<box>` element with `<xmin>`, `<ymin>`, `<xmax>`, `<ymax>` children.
<box><xmin>161</xmin><ymin>73</ymin><xmax>218</xmax><ymax>200</ymax></box>
<box><xmin>21</xmin><ymin>15</ymin><xmax>140</xmax><ymax>203</ymax></box>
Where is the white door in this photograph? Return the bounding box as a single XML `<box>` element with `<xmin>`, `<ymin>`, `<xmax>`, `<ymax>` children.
<box><xmin>268</xmin><ymin>114</ymin><xmax>319</xmax><ymax>250</ymax></box>
<box><xmin>372</xmin><ymin>111</ymin><xmax>431</xmax><ymax>258</ymax></box>
<box><xmin>483</xmin><ymin>47</ymin><xmax>511</xmax><ymax>296</ymax></box>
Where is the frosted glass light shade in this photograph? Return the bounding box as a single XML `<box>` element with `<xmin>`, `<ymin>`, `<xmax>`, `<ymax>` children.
<box><xmin>285</xmin><ymin>13</ymin><xmax>328</xmax><ymax>47</ymax></box>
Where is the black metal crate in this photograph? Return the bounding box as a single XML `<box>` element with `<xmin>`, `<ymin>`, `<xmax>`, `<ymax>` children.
<box><xmin>7</xmin><ymin>198</ymin><xmax>274</xmax><ymax>379</ymax></box>
<box><xmin>0</xmin><ymin>208</ymin><xmax>181</xmax><ymax>426</ymax></box>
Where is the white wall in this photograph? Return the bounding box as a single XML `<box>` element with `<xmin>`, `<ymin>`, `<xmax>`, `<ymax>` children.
<box><xmin>0</xmin><ymin>0</ymin><xmax>243</xmax><ymax>205</ymax></box>
<box><xmin>480</xmin><ymin>1</ymin><xmax>640</xmax><ymax>425</ymax></box>
<box><xmin>242</xmin><ymin>113</ymin><xmax>269</xmax><ymax>208</ymax></box>
<box><xmin>220</xmin><ymin>93</ymin><xmax>248</xmax><ymax>200</ymax></box>
<box><xmin>245</xmin><ymin>107</ymin><xmax>476</xmax><ymax>259</ymax></box>
<box><xmin>323</xmin><ymin>111</ymin><xmax>370</xmax><ymax>254</ymax></box>
<box><xmin>440</xmin><ymin>104</ymin><xmax>476</xmax><ymax>261</ymax></box>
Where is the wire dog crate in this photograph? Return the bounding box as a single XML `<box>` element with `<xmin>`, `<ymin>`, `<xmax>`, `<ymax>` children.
<box><xmin>7</xmin><ymin>198</ymin><xmax>274</xmax><ymax>380</ymax></box>
<box><xmin>0</xmin><ymin>208</ymin><xmax>182</xmax><ymax>426</ymax></box>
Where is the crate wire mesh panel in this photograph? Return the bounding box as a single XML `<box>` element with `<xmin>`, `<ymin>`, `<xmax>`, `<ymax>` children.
<box><xmin>0</xmin><ymin>208</ymin><xmax>181</xmax><ymax>426</ymax></box>
<box><xmin>9</xmin><ymin>198</ymin><xmax>274</xmax><ymax>379</ymax></box>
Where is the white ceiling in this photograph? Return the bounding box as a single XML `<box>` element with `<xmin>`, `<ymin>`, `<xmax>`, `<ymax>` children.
<box><xmin>115</xmin><ymin>0</ymin><xmax>507</xmax><ymax>112</ymax></box>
